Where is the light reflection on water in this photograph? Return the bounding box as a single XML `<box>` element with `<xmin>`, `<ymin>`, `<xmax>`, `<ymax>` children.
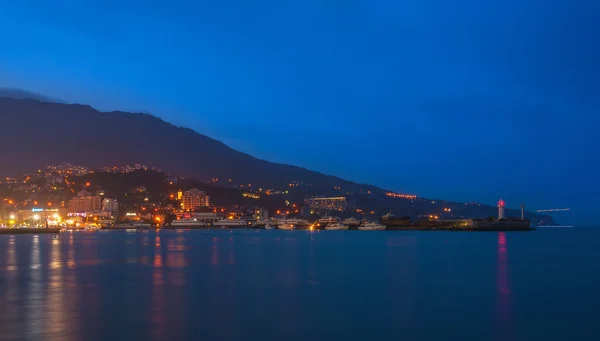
<box><xmin>0</xmin><ymin>229</ymin><xmax>598</xmax><ymax>341</ymax></box>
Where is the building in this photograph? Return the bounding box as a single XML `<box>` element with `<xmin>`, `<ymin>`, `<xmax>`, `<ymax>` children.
<box><xmin>68</xmin><ymin>195</ymin><xmax>102</xmax><ymax>213</ymax></box>
<box><xmin>9</xmin><ymin>208</ymin><xmax>66</xmax><ymax>226</ymax></box>
<box><xmin>254</xmin><ymin>208</ymin><xmax>268</xmax><ymax>220</ymax></box>
<box><xmin>174</xmin><ymin>211</ymin><xmax>222</xmax><ymax>224</ymax></box>
<box><xmin>102</xmin><ymin>198</ymin><xmax>119</xmax><ymax>213</ymax></box>
<box><xmin>181</xmin><ymin>188</ymin><xmax>210</xmax><ymax>211</ymax></box>
<box><xmin>304</xmin><ymin>197</ymin><xmax>348</xmax><ymax>211</ymax></box>
<box><xmin>301</xmin><ymin>206</ymin><xmax>313</xmax><ymax>218</ymax></box>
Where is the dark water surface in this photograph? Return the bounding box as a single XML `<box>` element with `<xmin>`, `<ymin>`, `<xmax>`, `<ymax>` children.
<box><xmin>1</xmin><ymin>229</ymin><xmax>599</xmax><ymax>341</ymax></box>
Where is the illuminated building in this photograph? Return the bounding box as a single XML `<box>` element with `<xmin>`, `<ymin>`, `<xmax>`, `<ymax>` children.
<box><xmin>182</xmin><ymin>188</ymin><xmax>210</xmax><ymax>211</ymax></box>
<box><xmin>304</xmin><ymin>197</ymin><xmax>348</xmax><ymax>211</ymax></box>
<box><xmin>243</xmin><ymin>192</ymin><xmax>260</xmax><ymax>199</ymax></box>
<box><xmin>254</xmin><ymin>208</ymin><xmax>268</xmax><ymax>220</ymax></box>
<box><xmin>174</xmin><ymin>210</ymin><xmax>222</xmax><ymax>223</ymax></box>
<box><xmin>385</xmin><ymin>192</ymin><xmax>417</xmax><ymax>199</ymax></box>
<box><xmin>11</xmin><ymin>208</ymin><xmax>65</xmax><ymax>225</ymax></box>
<box><xmin>68</xmin><ymin>195</ymin><xmax>102</xmax><ymax>213</ymax></box>
<box><xmin>102</xmin><ymin>198</ymin><xmax>119</xmax><ymax>213</ymax></box>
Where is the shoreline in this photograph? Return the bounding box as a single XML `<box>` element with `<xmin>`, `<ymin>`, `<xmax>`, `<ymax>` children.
<box><xmin>0</xmin><ymin>228</ymin><xmax>62</xmax><ymax>234</ymax></box>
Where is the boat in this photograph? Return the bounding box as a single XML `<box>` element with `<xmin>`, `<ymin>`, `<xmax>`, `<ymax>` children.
<box><xmin>325</xmin><ymin>222</ymin><xmax>349</xmax><ymax>230</ymax></box>
<box><xmin>379</xmin><ymin>213</ymin><xmax>410</xmax><ymax>229</ymax></box>
<box><xmin>170</xmin><ymin>218</ymin><xmax>207</xmax><ymax>228</ymax></box>
<box><xmin>342</xmin><ymin>217</ymin><xmax>361</xmax><ymax>230</ymax></box>
<box><xmin>316</xmin><ymin>216</ymin><xmax>339</xmax><ymax>229</ymax></box>
<box><xmin>359</xmin><ymin>221</ymin><xmax>386</xmax><ymax>231</ymax></box>
<box><xmin>214</xmin><ymin>219</ymin><xmax>249</xmax><ymax>228</ymax></box>
<box><xmin>278</xmin><ymin>218</ymin><xmax>310</xmax><ymax>230</ymax></box>
<box><xmin>252</xmin><ymin>220</ymin><xmax>268</xmax><ymax>229</ymax></box>
<box><xmin>113</xmin><ymin>222</ymin><xmax>152</xmax><ymax>229</ymax></box>
<box><xmin>277</xmin><ymin>223</ymin><xmax>295</xmax><ymax>230</ymax></box>
<box><xmin>264</xmin><ymin>223</ymin><xmax>276</xmax><ymax>230</ymax></box>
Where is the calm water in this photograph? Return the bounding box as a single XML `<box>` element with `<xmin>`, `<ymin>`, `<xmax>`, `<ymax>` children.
<box><xmin>0</xmin><ymin>228</ymin><xmax>599</xmax><ymax>341</ymax></box>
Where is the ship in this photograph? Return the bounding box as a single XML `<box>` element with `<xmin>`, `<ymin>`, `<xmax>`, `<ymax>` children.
<box><xmin>358</xmin><ymin>221</ymin><xmax>386</xmax><ymax>231</ymax></box>
<box><xmin>342</xmin><ymin>217</ymin><xmax>361</xmax><ymax>230</ymax></box>
<box><xmin>278</xmin><ymin>218</ymin><xmax>310</xmax><ymax>230</ymax></box>
<box><xmin>214</xmin><ymin>219</ymin><xmax>249</xmax><ymax>228</ymax></box>
<box><xmin>325</xmin><ymin>222</ymin><xmax>349</xmax><ymax>230</ymax></box>
<box><xmin>169</xmin><ymin>218</ymin><xmax>207</xmax><ymax>228</ymax></box>
<box><xmin>316</xmin><ymin>216</ymin><xmax>338</xmax><ymax>230</ymax></box>
<box><xmin>379</xmin><ymin>213</ymin><xmax>410</xmax><ymax>229</ymax></box>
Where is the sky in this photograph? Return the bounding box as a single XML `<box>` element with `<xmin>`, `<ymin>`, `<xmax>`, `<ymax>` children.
<box><xmin>0</xmin><ymin>0</ymin><xmax>598</xmax><ymax>224</ymax></box>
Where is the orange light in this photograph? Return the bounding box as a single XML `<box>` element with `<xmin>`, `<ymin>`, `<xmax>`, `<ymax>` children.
<box><xmin>48</xmin><ymin>202</ymin><xmax>52</xmax><ymax>206</ymax></box>
<box><xmin>155</xmin><ymin>217</ymin><xmax>161</xmax><ymax>222</ymax></box>
<box><xmin>34</xmin><ymin>201</ymin><xmax>38</xmax><ymax>205</ymax></box>
<box><xmin>85</xmin><ymin>182</ymin><xmax>90</xmax><ymax>187</ymax></box>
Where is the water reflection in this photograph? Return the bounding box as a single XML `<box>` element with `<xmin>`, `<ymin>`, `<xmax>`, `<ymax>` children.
<box><xmin>151</xmin><ymin>234</ymin><xmax>166</xmax><ymax>341</ymax></box>
<box><xmin>67</xmin><ymin>232</ymin><xmax>77</xmax><ymax>269</ymax></box>
<box><xmin>5</xmin><ymin>235</ymin><xmax>17</xmax><ymax>271</ymax></box>
<box><xmin>1</xmin><ymin>236</ymin><xmax>19</xmax><ymax>339</ymax></box>
<box><xmin>228</xmin><ymin>236</ymin><xmax>235</xmax><ymax>265</ymax></box>
<box><xmin>27</xmin><ymin>235</ymin><xmax>43</xmax><ymax>338</ymax></box>
<box><xmin>153</xmin><ymin>235</ymin><xmax>163</xmax><ymax>268</ymax></box>
<box><xmin>211</xmin><ymin>236</ymin><xmax>219</xmax><ymax>266</ymax></box>
<box><xmin>496</xmin><ymin>232</ymin><xmax>512</xmax><ymax>339</ymax></box>
<box><xmin>166</xmin><ymin>238</ymin><xmax>189</xmax><ymax>268</ymax></box>
<box><xmin>45</xmin><ymin>236</ymin><xmax>74</xmax><ymax>340</ymax></box>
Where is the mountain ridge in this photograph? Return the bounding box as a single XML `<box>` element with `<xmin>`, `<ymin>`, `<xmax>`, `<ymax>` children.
<box><xmin>0</xmin><ymin>95</ymin><xmax>556</xmax><ymax>223</ymax></box>
<box><xmin>0</xmin><ymin>97</ymin><xmax>385</xmax><ymax>196</ymax></box>
<box><xmin>0</xmin><ymin>88</ymin><xmax>61</xmax><ymax>103</ymax></box>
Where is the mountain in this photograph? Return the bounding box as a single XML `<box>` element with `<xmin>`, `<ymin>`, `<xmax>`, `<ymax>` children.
<box><xmin>0</xmin><ymin>97</ymin><xmax>381</xmax><ymax>196</ymax></box>
<box><xmin>0</xmin><ymin>96</ymin><xmax>556</xmax><ymax>223</ymax></box>
<box><xmin>0</xmin><ymin>88</ymin><xmax>60</xmax><ymax>103</ymax></box>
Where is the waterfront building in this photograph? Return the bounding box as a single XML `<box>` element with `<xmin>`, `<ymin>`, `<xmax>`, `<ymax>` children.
<box><xmin>174</xmin><ymin>210</ymin><xmax>222</xmax><ymax>223</ymax></box>
<box><xmin>68</xmin><ymin>195</ymin><xmax>102</xmax><ymax>213</ymax></box>
<box><xmin>11</xmin><ymin>208</ymin><xmax>66</xmax><ymax>225</ymax></box>
<box><xmin>182</xmin><ymin>188</ymin><xmax>210</xmax><ymax>211</ymax></box>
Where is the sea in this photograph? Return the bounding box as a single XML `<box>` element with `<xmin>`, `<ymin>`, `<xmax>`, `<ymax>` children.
<box><xmin>0</xmin><ymin>228</ymin><xmax>599</xmax><ymax>341</ymax></box>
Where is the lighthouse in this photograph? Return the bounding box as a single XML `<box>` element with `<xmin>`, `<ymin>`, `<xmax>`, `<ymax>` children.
<box><xmin>520</xmin><ymin>204</ymin><xmax>525</xmax><ymax>220</ymax></box>
<box><xmin>498</xmin><ymin>199</ymin><xmax>506</xmax><ymax>220</ymax></box>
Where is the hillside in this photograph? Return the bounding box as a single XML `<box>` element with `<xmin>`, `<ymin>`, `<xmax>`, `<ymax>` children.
<box><xmin>0</xmin><ymin>97</ymin><xmax>381</xmax><ymax>195</ymax></box>
<box><xmin>0</xmin><ymin>96</ymin><xmax>557</xmax><ymax>224</ymax></box>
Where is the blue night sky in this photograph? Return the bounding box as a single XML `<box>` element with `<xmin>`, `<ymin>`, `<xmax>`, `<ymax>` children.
<box><xmin>0</xmin><ymin>1</ymin><xmax>598</xmax><ymax>224</ymax></box>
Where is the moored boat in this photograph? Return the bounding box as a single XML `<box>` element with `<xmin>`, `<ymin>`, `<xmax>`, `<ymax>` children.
<box><xmin>342</xmin><ymin>217</ymin><xmax>361</xmax><ymax>230</ymax></box>
<box><xmin>277</xmin><ymin>223</ymin><xmax>295</xmax><ymax>230</ymax></box>
<box><xmin>316</xmin><ymin>216</ymin><xmax>339</xmax><ymax>229</ymax></box>
<box><xmin>170</xmin><ymin>218</ymin><xmax>207</xmax><ymax>228</ymax></box>
<box><xmin>214</xmin><ymin>219</ymin><xmax>249</xmax><ymax>228</ymax></box>
<box><xmin>325</xmin><ymin>222</ymin><xmax>349</xmax><ymax>230</ymax></box>
<box><xmin>358</xmin><ymin>221</ymin><xmax>386</xmax><ymax>231</ymax></box>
